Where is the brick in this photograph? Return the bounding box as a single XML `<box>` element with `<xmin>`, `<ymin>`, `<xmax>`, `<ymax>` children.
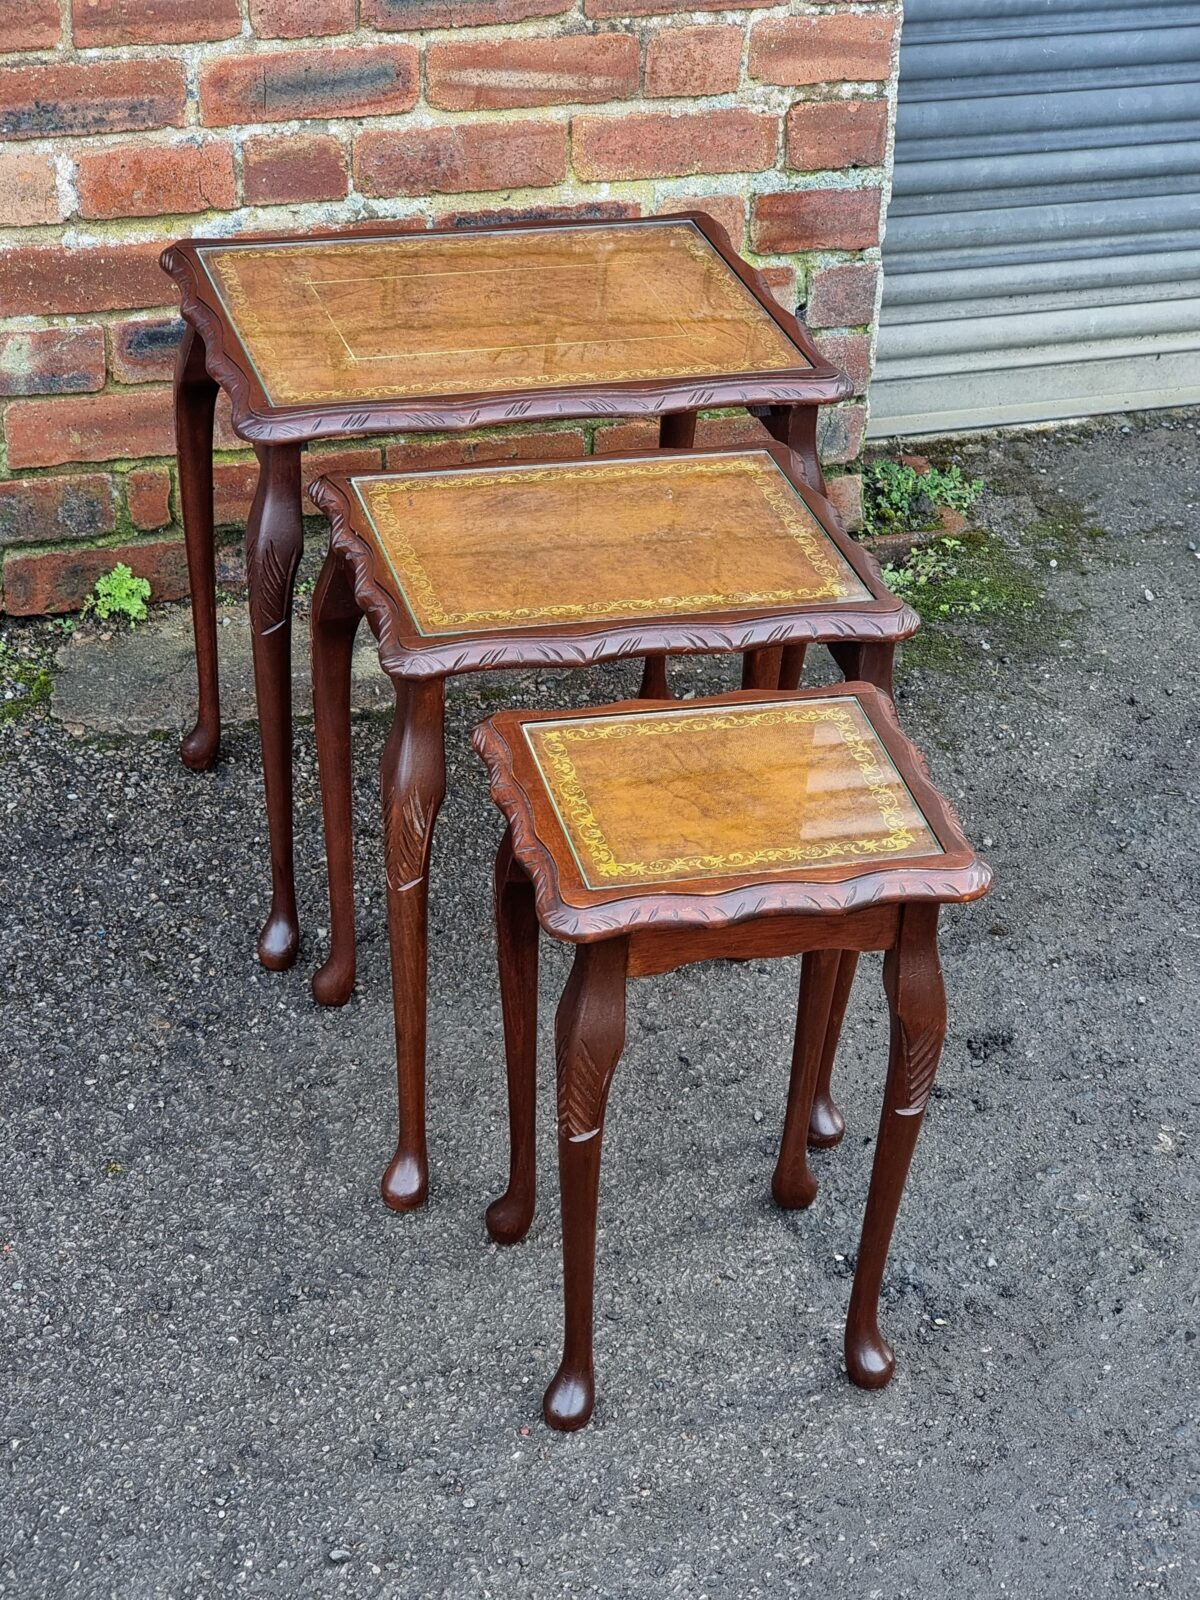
<box><xmin>243</xmin><ymin>134</ymin><xmax>349</xmax><ymax>205</ymax></box>
<box><xmin>427</xmin><ymin>35</ymin><xmax>639</xmax><ymax>112</ymax></box>
<box><xmin>696</xmin><ymin>413</ymin><xmax>772</xmax><ymax>450</ymax></box>
<box><xmin>71</xmin><ymin>0</ymin><xmax>240</xmax><ymax>46</ymax></box>
<box><xmin>815</xmin><ymin>330</ymin><xmax>870</xmax><ymax>393</ymax></box>
<box><xmin>3</xmin><ymin>536</ymin><xmax>189</xmax><ymax>616</ymax></box>
<box><xmin>758</xmin><ymin>263</ymin><xmax>797</xmax><ymax>312</ymax></box>
<box><xmin>748</xmin><ymin>14</ymin><xmax>896</xmax><ymax>86</ymax></box>
<box><xmin>588</xmin><ymin>0</ymin><xmax>776</xmax><ymax>16</ymax></box>
<box><xmin>0</xmin><ymin>153</ymin><xmax>60</xmax><ymax>227</ymax></box>
<box><xmin>806</xmin><ymin>261</ymin><xmax>879</xmax><ymax>329</ymax></box>
<box><xmin>250</xmin><ymin>0</ymin><xmax>356</xmax><ymax>37</ymax></box>
<box><xmin>0</xmin><ymin>328</ymin><xmax>105</xmax><ymax>397</ymax></box>
<box><xmin>436</xmin><ymin>199</ymin><xmax>640</xmax><ymax>228</ymax></box>
<box><xmin>109</xmin><ymin>317</ymin><xmax>185</xmax><ymax>385</ymax></box>
<box><xmin>212</xmin><ymin>461</ymin><xmax>258</xmax><ymax>527</ymax></box>
<box><xmin>303</xmin><ymin>447</ymin><xmax>383</xmax><ymax>495</ymax></box>
<box><xmin>826</xmin><ymin>472</ymin><xmax>862</xmax><ymax>533</ymax></box>
<box><xmin>126</xmin><ymin>468</ymin><xmax>173</xmax><ymax>530</ymax></box>
<box><xmin>200</xmin><ymin>46</ymin><xmax>418</xmax><ymax>127</ymax></box>
<box><xmin>751</xmin><ymin>188</ymin><xmax>881</xmax><ymax>253</ymax></box>
<box><xmin>5</xmin><ymin>388</ymin><xmax>175</xmax><ymax>470</ymax></box>
<box><xmin>385</xmin><ymin>427</ymin><xmax>586</xmax><ymax>472</ymax></box>
<box><xmin>75</xmin><ymin>142</ymin><xmax>236</xmax><ymax>221</ymax></box>
<box><xmin>355</xmin><ymin>120</ymin><xmax>566</xmax><ymax>198</ymax></box>
<box><xmin>592</xmin><ymin>419</ymin><xmax>659</xmax><ymax>454</ymax></box>
<box><xmin>817</xmin><ymin>402</ymin><xmax>866</xmax><ymax>465</ymax></box>
<box><xmin>0</xmin><ymin>475</ymin><xmax>117</xmax><ymax>549</ymax></box>
<box><xmin>664</xmin><ymin>193</ymin><xmax>744</xmax><ymax>249</ymax></box>
<box><xmin>645</xmin><ymin>26</ymin><xmax>743</xmax><ymax>98</ymax></box>
<box><xmin>0</xmin><ymin>0</ymin><xmax>61</xmax><ymax>50</ymax></box>
<box><xmin>786</xmin><ymin>99</ymin><xmax>888</xmax><ymax>171</ymax></box>
<box><xmin>573</xmin><ymin>109</ymin><xmax>776</xmax><ymax>181</ymax></box>
<box><xmin>0</xmin><ymin>61</ymin><xmax>186</xmax><ymax>141</ymax></box>
<box><xmin>365</xmin><ymin>0</ymin><xmax>572</xmax><ymax>27</ymax></box>
<box><xmin>0</xmin><ymin>244</ymin><xmax>171</xmax><ymax>317</ymax></box>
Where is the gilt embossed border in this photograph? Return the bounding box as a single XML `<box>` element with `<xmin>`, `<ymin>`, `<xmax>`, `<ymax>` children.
<box><xmin>472</xmin><ymin>685</ymin><xmax>992</xmax><ymax>944</ymax></box>
<box><xmin>308</xmin><ymin>444</ymin><xmax>918</xmax><ymax>681</ymax></box>
<box><xmin>161</xmin><ymin>213</ymin><xmax>852</xmax><ymax>445</ymax></box>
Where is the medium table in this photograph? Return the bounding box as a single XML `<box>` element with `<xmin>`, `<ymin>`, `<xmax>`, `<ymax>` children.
<box><xmin>308</xmin><ymin>444</ymin><xmax>917</xmax><ymax>1211</ymax></box>
<box><xmin>162</xmin><ymin>214</ymin><xmax>851</xmax><ymax>970</ymax></box>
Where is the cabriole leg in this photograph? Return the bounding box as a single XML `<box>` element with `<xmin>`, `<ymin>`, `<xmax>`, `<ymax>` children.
<box><xmin>485</xmin><ymin>830</ymin><xmax>540</xmax><ymax>1246</ymax></box>
<box><xmin>379</xmin><ymin>678</ymin><xmax>447</xmax><ymax>1212</ymax></box>
<box><xmin>741</xmin><ymin>647</ymin><xmax>785</xmax><ymax>690</ymax></box>
<box><xmin>246</xmin><ymin>442</ymin><xmax>304</xmax><ymax>971</ymax></box>
<box><xmin>544</xmin><ymin>939</ymin><xmax>628</xmax><ymax>1432</ymax></box>
<box><xmin>311</xmin><ymin>549</ymin><xmax>363</xmax><ymax>1008</ymax></box>
<box><xmin>809</xmin><ymin>949</ymin><xmax>858</xmax><ymax>1149</ymax></box>
<box><xmin>846</xmin><ymin>904</ymin><xmax>946</xmax><ymax>1389</ymax></box>
<box><xmin>772</xmin><ymin>949</ymin><xmax>841</xmax><ymax>1209</ymax></box>
<box><xmin>829</xmin><ymin>640</ymin><xmax>896</xmax><ymax>698</ymax></box>
<box><xmin>778</xmin><ymin>643</ymin><xmax>807</xmax><ymax>691</ymax></box>
<box><xmin>762</xmin><ymin>405</ymin><xmax>826</xmax><ymax>494</ymax></box>
<box><xmin>176</xmin><ymin>325</ymin><xmax>220</xmax><ymax>772</ymax></box>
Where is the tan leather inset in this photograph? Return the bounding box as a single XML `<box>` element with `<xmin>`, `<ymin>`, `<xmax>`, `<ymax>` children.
<box><xmin>198</xmin><ymin>223</ymin><xmax>805</xmax><ymax>407</ymax></box>
<box><xmin>355</xmin><ymin>453</ymin><xmax>869</xmax><ymax>635</ymax></box>
<box><xmin>524</xmin><ymin>697</ymin><xmax>943</xmax><ymax>889</ymax></box>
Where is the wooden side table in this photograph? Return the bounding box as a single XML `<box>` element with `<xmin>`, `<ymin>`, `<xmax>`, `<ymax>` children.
<box><xmin>308</xmin><ymin>445</ymin><xmax>918</xmax><ymax>1212</ymax></box>
<box><xmin>161</xmin><ymin>214</ymin><xmax>851</xmax><ymax>971</ymax></box>
<box><xmin>472</xmin><ymin>687</ymin><xmax>991</xmax><ymax>1429</ymax></box>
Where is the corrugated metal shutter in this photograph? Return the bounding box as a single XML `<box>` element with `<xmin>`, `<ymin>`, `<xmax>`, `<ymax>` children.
<box><xmin>869</xmin><ymin>0</ymin><xmax>1200</xmax><ymax>436</ymax></box>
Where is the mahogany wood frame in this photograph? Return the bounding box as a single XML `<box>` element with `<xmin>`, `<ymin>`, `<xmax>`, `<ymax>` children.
<box><xmin>472</xmin><ymin>685</ymin><xmax>991</xmax><ymax>1430</ymax></box>
<box><xmin>162</xmin><ymin>213</ymin><xmax>852</xmax><ymax>971</ymax></box>
<box><xmin>308</xmin><ymin>448</ymin><xmax>918</xmax><ymax>1213</ymax></box>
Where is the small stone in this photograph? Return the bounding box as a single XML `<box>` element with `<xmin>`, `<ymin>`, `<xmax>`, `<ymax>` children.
<box><xmin>329</xmin><ymin>1549</ymin><xmax>352</xmax><ymax>1565</ymax></box>
<box><xmin>1143</xmin><ymin>588</ymin><xmax>1155</xmax><ymax>602</ymax></box>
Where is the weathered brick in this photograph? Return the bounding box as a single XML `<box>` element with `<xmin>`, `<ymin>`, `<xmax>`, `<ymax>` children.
<box><xmin>806</xmin><ymin>261</ymin><xmax>879</xmax><ymax>328</ymax></box>
<box><xmin>385</xmin><ymin>427</ymin><xmax>586</xmax><ymax>472</ymax></box>
<box><xmin>71</xmin><ymin>0</ymin><xmax>240</xmax><ymax>46</ymax></box>
<box><xmin>0</xmin><ymin>153</ymin><xmax>60</xmax><ymax>227</ymax></box>
<box><xmin>0</xmin><ymin>328</ymin><xmax>106</xmax><ymax>397</ymax></box>
<box><xmin>588</xmin><ymin>0</ymin><xmax>777</xmax><ymax>16</ymax></box>
<box><xmin>573</xmin><ymin>109</ymin><xmax>776</xmax><ymax>181</ymax></box>
<box><xmin>427</xmin><ymin>35</ymin><xmax>639</xmax><ymax>112</ymax></box>
<box><xmin>109</xmin><ymin>317</ymin><xmax>185</xmax><ymax>385</ymax></box>
<box><xmin>212</xmin><ymin>446</ymin><xmax>384</xmax><ymax>526</ymax></box>
<box><xmin>3</xmin><ymin>536</ymin><xmax>189</xmax><ymax>616</ymax></box>
<box><xmin>243</xmin><ymin>134</ymin><xmax>349</xmax><ymax>205</ymax></box>
<box><xmin>668</xmin><ymin>193</ymin><xmax>744</xmax><ymax>249</ymax></box>
<box><xmin>592</xmin><ymin>418</ymin><xmax>659</xmax><ymax>454</ymax></box>
<box><xmin>126</xmin><ymin>468</ymin><xmax>173</xmax><ymax>530</ymax></box>
<box><xmin>826</xmin><ymin>472</ymin><xmax>862</xmax><ymax>532</ymax></box>
<box><xmin>365</xmin><ymin>0</ymin><xmax>572</xmax><ymax>27</ymax></box>
<box><xmin>0</xmin><ymin>475</ymin><xmax>117</xmax><ymax>549</ymax></box>
<box><xmin>758</xmin><ymin>263</ymin><xmax>797</xmax><ymax>312</ymax></box>
<box><xmin>644</xmin><ymin>25</ymin><xmax>743</xmax><ymax>98</ymax></box>
<box><xmin>0</xmin><ymin>0</ymin><xmax>61</xmax><ymax>50</ymax></box>
<box><xmin>751</xmin><ymin>188</ymin><xmax>881</xmax><ymax>253</ymax></box>
<box><xmin>815</xmin><ymin>330</ymin><xmax>870</xmax><ymax>394</ymax></box>
<box><xmin>749</xmin><ymin>14</ymin><xmax>896</xmax><ymax>86</ymax></box>
<box><xmin>0</xmin><ymin>245</ymin><xmax>170</xmax><ymax>318</ymax></box>
<box><xmin>200</xmin><ymin>46</ymin><xmax>419</xmax><ymax>127</ymax></box>
<box><xmin>355</xmin><ymin>120</ymin><xmax>566</xmax><ymax>198</ymax></box>
<box><xmin>817</xmin><ymin>401</ymin><xmax>867</xmax><ymax>465</ymax></box>
<box><xmin>75</xmin><ymin>141</ymin><xmax>236</xmax><ymax>221</ymax></box>
<box><xmin>786</xmin><ymin>99</ymin><xmax>888</xmax><ymax>171</ymax></box>
<box><xmin>5</xmin><ymin>388</ymin><xmax>175</xmax><ymax>470</ymax></box>
<box><xmin>250</xmin><ymin>0</ymin><xmax>356</xmax><ymax>38</ymax></box>
<box><xmin>436</xmin><ymin>199</ymin><xmax>639</xmax><ymax>228</ymax></box>
<box><xmin>0</xmin><ymin>61</ymin><xmax>186</xmax><ymax>141</ymax></box>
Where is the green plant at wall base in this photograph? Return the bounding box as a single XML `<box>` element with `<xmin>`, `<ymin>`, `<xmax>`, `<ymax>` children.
<box><xmin>882</xmin><ymin>533</ymin><xmax>1040</xmax><ymax>624</ymax></box>
<box><xmin>0</xmin><ymin>639</ymin><xmax>53</xmax><ymax>724</ymax></box>
<box><xmin>84</xmin><ymin>563</ymin><xmax>152</xmax><ymax>625</ymax></box>
<box><xmin>862</xmin><ymin>460</ymin><xmax>984</xmax><ymax>540</ymax></box>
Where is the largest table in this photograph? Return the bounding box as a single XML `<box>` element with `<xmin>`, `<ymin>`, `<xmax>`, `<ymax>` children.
<box><xmin>161</xmin><ymin>213</ymin><xmax>852</xmax><ymax>969</ymax></box>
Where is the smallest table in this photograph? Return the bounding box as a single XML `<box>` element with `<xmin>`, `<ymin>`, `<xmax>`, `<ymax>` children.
<box><xmin>473</xmin><ymin>686</ymin><xmax>991</xmax><ymax>1429</ymax></box>
<box><xmin>309</xmin><ymin>446</ymin><xmax>917</xmax><ymax>1213</ymax></box>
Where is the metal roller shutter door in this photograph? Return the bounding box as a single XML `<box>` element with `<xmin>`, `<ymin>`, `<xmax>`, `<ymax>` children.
<box><xmin>870</xmin><ymin>0</ymin><xmax>1200</xmax><ymax>437</ymax></box>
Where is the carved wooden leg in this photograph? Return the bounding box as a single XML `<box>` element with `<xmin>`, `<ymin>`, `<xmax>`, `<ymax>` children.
<box><xmin>637</xmin><ymin>412</ymin><xmax>698</xmax><ymax>698</ymax></box>
<box><xmin>544</xmin><ymin>939</ymin><xmax>628</xmax><ymax>1432</ymax></box>
<box><xmin>741</xmin><ymin>647</ymin><xmax>785</xmax><ymax>690</ymax></box>
<box><xmin>638</xmin><ymin>655</ymin><xmax>670</xmax><ymax>699</ymax></box>
<box><xmin>311</xmin><ymin>549</ymin><xmax>363</xmax><ymax>1008</ymax></box>
<box><xmin>778</xmin><ymin>642</ymin><xmax>808</xmax><ymax>692</ymax></box>
<box><xmin>808</xmin><ymin>949</ymin><xmax>858</xmax><ymax>1149</ymax></box>
<box><xmin>829</xmin><ymin>640</ymin><xmax>895</xmax><ymax>698</ymax></box>
<box><xmin>772</xmin><ymin>949</ymin><xmax>841</xmax><ymax>1209</ymax></box>
<box><xmin>246</xmin><ymin>442</ymin><xmax>304</xmax><ymax>971</ymax></box>
<box><xmin>379</xmin><ymin>678</ymin><xmax>447</xmax><ymax>1212</ymax></box>
<box><xmin>175</xmin><ymin>325</ymin><xmax>220</xmax><ymax>773</ymax></box>
<box><xmin>846</xmin><ymin>904</ymin><xmax>946</xmax><ymax>1388</ymax></box>
<box><xmin>485</xmin><ymin>830</ymin><xmax>540</xmax><ymax>1246</ymax></box>
<box><xmin>762</xmin><ymin>404</ymin><xmax>826</xmax><ymax>494</ymax></box>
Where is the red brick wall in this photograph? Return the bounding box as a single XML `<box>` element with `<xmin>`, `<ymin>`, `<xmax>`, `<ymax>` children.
<box><xmin>0</xmin><ymin>1</ymin><xmax>900</xmax><ymax>614</ymax></box>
